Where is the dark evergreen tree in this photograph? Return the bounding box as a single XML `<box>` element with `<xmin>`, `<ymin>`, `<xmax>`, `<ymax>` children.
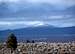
<box><xmin>6</xmin><ymin>33</ymin><xmax>17</xmax><ymax>53</ymax></box>
<box><xmin>32</xmin><ymin>40</ymin><xmax>35</xmax><ymax>43</ymax></box>
<box><xmin>26</xmin><ymin>40</ymin><xmax>30</xmax><ymax>43</ymax></box>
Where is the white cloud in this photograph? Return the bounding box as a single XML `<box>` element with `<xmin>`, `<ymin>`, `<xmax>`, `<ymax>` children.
<box><xmin>0</xmin><ymin>14</ymin><xmax>75</xmax><ymax>30</ymax></box>
<box><xmin>49</xmin><ymin>15</ymin><xmax>74</xmax><ymax>19</ymax></box>
<box><xmin>0</xmin><ymin>18</ymin><xmax>75</xmax><ymax>30</ymax></box>
<box><xmin>0</xmin><ymin>15</ymin><xmax>73</xmax><ymax>21</ymax></box>
<box><xmin>48</xmin><ymin>15</ymin><xmax>64</xmax><ymax>19</ymax></box>
<box><xmin>0</xmin><ymin>21</ymin><xmax>45</xmax><ymax>30</ymax></box>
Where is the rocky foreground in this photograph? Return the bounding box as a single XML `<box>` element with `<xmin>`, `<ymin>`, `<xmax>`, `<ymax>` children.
<box><xmin>0</xmin><ymin>42</ymin><xmax>75</xmax><ymax>54</ymax></box>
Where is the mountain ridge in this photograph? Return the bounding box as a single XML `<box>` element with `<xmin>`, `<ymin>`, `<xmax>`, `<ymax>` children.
<box><xmin>0</xmin><ymin>26</ymin><xmax>75</xmax><ymax>42</ymax></box>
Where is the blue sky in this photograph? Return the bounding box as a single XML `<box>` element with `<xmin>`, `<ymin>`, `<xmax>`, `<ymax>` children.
<box><xmin>0</xmin><ymin>0</ymin><xmax>75</xmax><ymax>30</ymax></box>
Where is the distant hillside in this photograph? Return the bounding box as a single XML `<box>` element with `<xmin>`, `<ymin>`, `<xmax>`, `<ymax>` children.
<box><xmin>0</xmin><ymin>26</ymin><xmax>75</xmax><ymax>42</ymax></box>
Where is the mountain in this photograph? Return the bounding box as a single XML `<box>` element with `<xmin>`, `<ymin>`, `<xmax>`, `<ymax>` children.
<box><xmin>0</xmin><ymin>26</ymin><xmax>75</xmax><ymax>42</ymax></box>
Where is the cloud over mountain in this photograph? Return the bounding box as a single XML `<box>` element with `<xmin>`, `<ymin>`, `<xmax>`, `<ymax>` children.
<box><xmin>0</xmin><ymin>0</ymin><xmax>75</xmax><ymax>30</ymax></box>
